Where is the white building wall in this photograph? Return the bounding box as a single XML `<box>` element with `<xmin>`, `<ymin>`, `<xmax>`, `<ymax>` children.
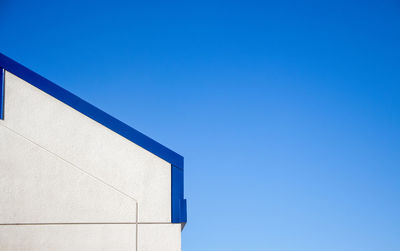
<box><xmin>0</xmin><ymin>71</ymin><xmax>181</xmax><ymax>250</ymax></box>
<box><xmin>0</xmin><ymin>224</ymin><xmax>182</xmax><ymax>251</ymax></box>
<box><xmin>0</xmin><ymin>224</ymin><xmax>137</xmax><ymax>251</ymax></box>
<box><xmin>138</xmin><ymin>224</ymin><xmax>182</xmax><ymax>251</ymax></box>
<box><xmin>1</xmin><ymin>71</ymin><xmax>170</xmax><ymax>223</ymax></box>
<box><xmin>0</xmin><ymin>125</ymin><xmax>137</xmax><ymax>223</ymax></box>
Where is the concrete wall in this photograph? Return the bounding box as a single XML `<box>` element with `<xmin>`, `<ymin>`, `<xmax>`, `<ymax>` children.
<box><xmin>0</xmin><ymin>224</ymin><xmax>182</xmax><ymax>251</ymax></box>
<box><xmin>0</xmin><ymin>71</ymin><xmax>181</xmax><ymax>250</ymax></box>
<box><xmin>0</xmin><ymin>224</ymin><xmax>137</xmax><ymax>251</ymax></box>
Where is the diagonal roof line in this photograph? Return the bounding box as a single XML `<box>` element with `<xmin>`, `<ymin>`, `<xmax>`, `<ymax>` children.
<box><xmin>0</xmin><ymin>52</ymin><xmax>184</xmax><ymax>169</ymax></box>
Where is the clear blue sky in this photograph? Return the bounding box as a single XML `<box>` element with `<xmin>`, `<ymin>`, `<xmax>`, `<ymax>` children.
<box><xmin>1</xmin><ymin>0</ymin><xmax>400</xmax><ymax>250</ymax></box>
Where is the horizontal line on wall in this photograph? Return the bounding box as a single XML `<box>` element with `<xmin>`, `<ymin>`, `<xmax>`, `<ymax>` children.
<box><xmin>0</xmin><ymin>222</ymin><xmax>177</xmax><ymax>226</ymax></box>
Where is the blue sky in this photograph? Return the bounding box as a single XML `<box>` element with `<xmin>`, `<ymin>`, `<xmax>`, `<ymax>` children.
<box><xmin>1</xmin><ymin>0</ymin><xmax>400</xmax><ymax>250</ymax></box>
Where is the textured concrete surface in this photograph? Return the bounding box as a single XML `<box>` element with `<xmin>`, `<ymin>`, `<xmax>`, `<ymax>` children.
<box><xmin>0</xmin><ymin>125</ymin><xmax>137</xmax><ymax>224</ymax></box>
<box><xmin>138</xmin><ymin>224</ymin><xmax>181</xmax><ymax>251</ymax></box>
<box><xmin>0</xmin><ymin>71</ymin><xmax>182</xmax><ymax>250</ymax></box>
<box><xmin>0</xmin><ymin>224</ymin><xmax>136</xmax><ymax>251</ymax></box>
<box><xmin>2</xmin><ymin>71</ymin><xmax>171</xmax><ymax>223</ymax></box>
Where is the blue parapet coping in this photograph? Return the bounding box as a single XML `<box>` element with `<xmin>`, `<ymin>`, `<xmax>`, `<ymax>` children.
<box><xmin>0</xmin><ymin>68</ymin><xmax>4</xmax><ymax>120</ymax></box>
<box><xmin>172</xmin><ymin>165</ymin><xmax>187</xmax><ymax>223</ymax></box>
<box><xmin>0</xmin><ymin>52</ymin><xmax>187</xmax><ymax>224</ymax></box>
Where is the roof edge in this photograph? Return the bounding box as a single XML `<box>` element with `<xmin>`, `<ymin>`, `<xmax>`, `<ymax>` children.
<box><xmin>0</xmin><ymin>68</ymin><xmax>4</xmax><ymax>120</ymax></box>
<box><xmin>172</xmin><ymin>166</ymin><xmax>187</xmax><ymax>224</ymax></box>
<box><xmin>0</xmin><ymin>53</ymin><xmax>184</xmax><ymax>169</ymax></box>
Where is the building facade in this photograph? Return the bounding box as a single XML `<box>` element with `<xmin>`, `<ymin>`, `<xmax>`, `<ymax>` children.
<box><xmin>0</xmin><ymin>53</ymin><xmax>187</xmax><ymax>250</ymax></box>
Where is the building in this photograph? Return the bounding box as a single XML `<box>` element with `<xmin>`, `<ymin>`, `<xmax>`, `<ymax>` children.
<box><xmin>0</xmin><ymin>53</ymin><xmax>187</xmax><ymax>250</ymax></box>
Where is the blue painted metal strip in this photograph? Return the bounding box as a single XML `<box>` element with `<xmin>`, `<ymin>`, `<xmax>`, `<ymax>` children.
<box><xmin>0</xmin><ymin>68</ymin><xmax>4</xmax><ymax>120</ymax></box>
<box><xmin>172</xmin><ymin>166</ymin><xmax>187</xmax><ymax>223</ymax></box>
<box><xmin>0</xmin><ymin>53</ymin><xmax>183</xmax><ymax>167</ymax></box>
<box><xmin>0</xmin><ymin>53</ymin><xmax>187</xmax><ymax>223</ymax></box>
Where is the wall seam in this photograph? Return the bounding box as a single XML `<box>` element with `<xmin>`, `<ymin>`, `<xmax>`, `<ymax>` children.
<box><xmin>0</xmin><ymin>123</ymin><xmax>139</xmax><ymax>250</ymax></box>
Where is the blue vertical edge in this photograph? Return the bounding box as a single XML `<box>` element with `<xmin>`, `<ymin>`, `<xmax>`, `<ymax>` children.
<box><xmin>172</xmin><ymin>165</ymin><xmax>187</xmax><ymax>224</ymax></box>
<box><xmin>0</xmin><ymin>68</ymin><xmax>4</xmax><ymax>120</ymax></box>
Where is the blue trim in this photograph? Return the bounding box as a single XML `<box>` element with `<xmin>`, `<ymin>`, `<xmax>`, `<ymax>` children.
<box><xmin>172</xmin><ymin>166</ymin><xmax>187</xmax><ymax>223</ymax></box>
<box><xmin>0</xmin><ymin>53</ymin><xmax>187</xmax><ymax>223</ymax></box>
<box><xmin>0</xmin><ymin>68</ymin><xmax>4</xmax><ymax>120</ymax></box>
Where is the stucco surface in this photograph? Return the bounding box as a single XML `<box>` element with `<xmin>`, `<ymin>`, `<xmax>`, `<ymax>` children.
<box><xmin>1</xmin><ymin>71</ymin><xmax>171</xmax><ymax>222</ymax></box>
<box><xmin>0</xmin><ymin>224</ymin><xmax>136</xmax><ymax>251</ymax></box>
<box><xmin>0</xmin><ymin>126</ymin><xmax>137</xmax><ymax>223</ymax></box>
<box><xmin>138</xmin><ymin>224</ymin><xmax>181</xmax><ymax>251</ymax></box>
<box><xmin>0</xmin><ymin>71</ymin><xmax>182</xmax><ymax>250</ymax></box>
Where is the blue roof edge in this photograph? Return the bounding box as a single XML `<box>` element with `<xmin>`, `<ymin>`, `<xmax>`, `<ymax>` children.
<box><xmin>0</xmin><ymin>68</ymin><xmax>4</xmax><ymax>120</ymax></box>
<box><xmin>0</xmin><ymin>53</ymin><xmax>187</xmax><ymax>224</ymax></box>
